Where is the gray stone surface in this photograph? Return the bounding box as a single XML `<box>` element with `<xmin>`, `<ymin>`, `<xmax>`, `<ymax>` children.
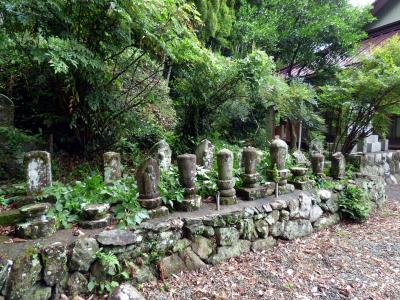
<box><xmin>331</xmin><ymin>152</ymin><xmax>346</xmax><ymax>179</ymax></box>
<box><xmin>41</xmin><ymin>242</ymin><xmax>67</xmax><ymax>286</ymax></box>
<box><xmin>215</xmin><ymin>227</ymin><xmax>240</xmax><ymax>246</ymax></box>
<box><xmin>195</xmin><ymin>139</ymin><xmax>214</xmax><ymax>169</ymax></box>
<box><xmin>311</xmin><ymin>152</ymin><xmax>324</xmax><ymax>177</ymax></box>
<box><xmin>313</xmin><ymin>213</ymin><xmax>341</xmax><ymax>230</ymax></box>
<box><xmin>136</xmin><ymin>158</ymin><xmax>161</xmax><ymax>209</ymax></box>
<box><xmin>282</xmin><ymin>220</ymin><xmax>313</xmax><ymax>240</ymax></box>
<box><xmin>103</xmin><ymin>152</ymin><xmax>122</xmax><ymax>183</ymax></box>
<box><xmin>150</xmin><ymin>139</ymin><xmax>172</xmax><ymax>170</ymax></box>
<box><xmin>109</xmin><ymin>283</ymin><xmax>145</xmax><ymax>300</ymax></box>
<box><xmin>24</xmin><ymin>151</ymin><xmax>52</xmax><ymax>194</ymax></box>
<box><xmin>96</xmin><ymin>229</ymin><xmax>142</xmax><ymax>246</ymax></box>
<box><xmin>15</xmin><ymin>217</ymin><xmax>57</xmax><ymax>239</ymax></box>
<box><xmin>159</xmin><ymin>253</ymin><xmax>187</xmax><ymax>279</ymax></box>
<box><xmin>217</xmin><ymin>149</ymin><xmax>237</xmax><ymax>205</ymax></box>
<box><xmin>177</xmin><ymin>154</ymin><xmax>201</xmax><ymax>211</ymax></box>
<box><xmin>299</xmin><ymin>194</ymin><xmax>312</xmax><ymax>219</ymax></box>
<box><xmin>83</xmin><ymin>203</ymin><xmax>110</xmax><ymax>220</ymax></box>
<box><xmin>191</xmin><ymin>236</ymin><xmax>214</xmax><ymax>259</ymax></box>
<box><xmin>310</xmin><ymin>205</ymin><xmax>323</xmax><ymax>222</ymax></box>
<box><xmin>69</xmin><ymin>237</ymin><xmax>99</xmax><ymax>272</ymax></box>
<box><xmin>238</xmin><ymin>218</ymin><xmax>258</xmax><ymax>241</ymax></box>
<box><xmin>270</xmin><ymin>136</ymin><xmax>288</xmax><ymax>170</ymax></box>
<box><xmin>208</xmin><ymin>240</ymin><xmax>251</xmax><ymax>265</ymax></box>
<box><xmin>67</xmin><ymin>272</ymin><xmax>88</xmax><ymax>297</ymax></box>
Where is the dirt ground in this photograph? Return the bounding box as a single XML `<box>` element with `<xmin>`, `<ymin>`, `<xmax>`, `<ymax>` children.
<box><xmin>142</xmin><ymin>185</ymin><xmax>400</xmax><ymax>300</ymax></box>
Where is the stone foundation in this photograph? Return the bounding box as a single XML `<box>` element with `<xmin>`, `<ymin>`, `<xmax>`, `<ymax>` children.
<box><xmin>0</xmin><ymin>174</ymin><xmax>386</xmax><ymax>299</ymax></box>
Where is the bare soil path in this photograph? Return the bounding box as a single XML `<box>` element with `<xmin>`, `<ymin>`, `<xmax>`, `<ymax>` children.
<box><xmin>142</xmin><ymin>185</ymin><xmax>400</xmax><ymax>300</ymax></box>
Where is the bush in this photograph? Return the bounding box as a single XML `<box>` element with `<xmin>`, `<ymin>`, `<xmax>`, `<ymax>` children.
<box><xmin>338</xmin><ymin>185</ymin><xmax>372</xmax><ymax>222</ymax></box>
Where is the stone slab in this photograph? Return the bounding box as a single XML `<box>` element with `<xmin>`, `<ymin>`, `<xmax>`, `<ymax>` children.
<box><xmin>236</xmin><ymin>185</ymin><xmax>274</xmax><ymax>201</ymax></box>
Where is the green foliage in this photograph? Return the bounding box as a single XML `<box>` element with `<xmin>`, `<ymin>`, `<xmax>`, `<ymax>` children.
<box><xmin>320</xmin><ymin>36</ymin><xmax>400</xmax><ymax>154</ymax></box>
<box><xmin>42</xmin><ymin>175</ymin><xmax>148</xmax><ymax>229</ymax></box>
<box><xmin>196</xmin><ymin>166</ymin><xmax>218</xmax><ymax>198</ymax></box>
<box><xmin>159</xmin><ymin>167</ymin><xmax>185</xmax><ymax>208</ymax></box>
<box><xmin>88</xmin><ymin>249</ymin><xmax>129</xmax><ymax>294</ymax></box>
<box><xmin>0</xmin><ymin>0</ymin><xmax>201</xmax><ymax>154</ymax></box>
<box><xmin>338</xmin><ymin>185</ymin><xmax>372</xmax><ymax>222</ymax></box>
<box><xmin>231</xmin><ymin>0</ymin><xmax>372</xmax><ymax>77</ymax></box>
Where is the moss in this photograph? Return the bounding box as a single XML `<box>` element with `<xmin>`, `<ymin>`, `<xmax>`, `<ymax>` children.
<box><xmin>0</xmin><ymin>209</ymin><xmax>22</xmax><ymax>226</ymax></box>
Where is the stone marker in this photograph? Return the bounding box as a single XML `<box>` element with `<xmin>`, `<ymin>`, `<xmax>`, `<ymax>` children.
<box><xmin>24</xmin><ymin>151</ymin><xmax>52</xmax><ymax>194</ymax></box>
<box><xmin>270</xmin><ymin>136</ymin><xmax>287</xmax><ymax>170</ymax></box>
<box><xmin>103</xmin><ymin>152</ymin><xmax>121</xmax><ymax>183</ymax></box>
<box><xmin>177</xmin><ymin>154</ymin><xmax>202</xmax><ymax>211</ymax></box>
<box><xmin>136</xmin><ymin>158</ymin><xmax>168</xmax><ymax>218</ymax></box>
<box><xmin>237</xmin><ymin>147</ymin><xmax>273</xmax><ymax>200</ymax></box>
<box><xmin>217</xmin><ymin>149</ymin><xmax>237</xmax><ymax>205</ymax></box>
<box><xmin>292</xmin><ymin>150</ymin><xmax>310</xmax><ymax>167</ymax></box>
<box><xmin>0</xmin><ymin>94</ymin><xmax>14</xmax><ymax>127</ymax></box>
<box><xmin>311</xmin><ymin>152</ymin><xmax>325</xmax><ymax>177</ymax></box>
<box><xmin>150</xmin><ymin>140</ymin><xmax>172</xmax><ymax>170</ymax></box>
<box><xmin>15</xmin><ymin>202</ymin><xmax>56</xmax><ymax>239</ymax></box>
<box><xmin>195</xmin><ymin>139</ymin><xmax>214</xmax><ymax>169</ymax></box>
<box><xmin>331</xmin><ymin>152</ymin><xmax>346</xmax><ymax>179</ymax></box>
<box><xmin>309</xmin><ymin>139</ymin><xmax>323</xmax><ymax>155</ymax></box>
<box><xmin>269</xmin><ymin>136</ymin><xmax>291</xmax><ymax>186</ymax></box>
<box><xmin>79</xmin><ymin>203</ymin><xmax>111</xmax><ymax>229</ymax></box>
<box><xmin>136</xmin><ymin>158</ymin><xmax>161</xmax><ymax>209</ymax></box>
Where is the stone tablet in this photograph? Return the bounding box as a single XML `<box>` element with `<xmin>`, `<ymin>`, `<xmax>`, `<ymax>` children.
<box><xmin>136</xmin><ymin>158</ymin><xmax>161</xmax><ymax>209</ymax></box>
<box><xmin>195</xmin><ymin>139</ymin><xmax>214</xmax><ymax>169</ymax></box>
<box><xmin>150</xmin><ymin>140</ymin><xmax>172</xmax><ymax>170</ymax></box>
<box><xmin>103</xmin><ymin>152</ymin><xmax>122</xmax><ymax>183</ymax></box>
<box><xmin>270</xmin><ymin>136</ymin><xmax>288</xmax><ymax>170</ymax></box>
<box><xmin>24</xmin><ymin>151</ymin><xmax>52</xmax><ymax>194</ymax></box>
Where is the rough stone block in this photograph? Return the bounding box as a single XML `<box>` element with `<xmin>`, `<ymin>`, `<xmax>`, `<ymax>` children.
<box><xmin>79</xmin><ymin>214</ymin><xmax>111</xmax><ymax>229</ymax></box>
<box><xmin>69</xmin><ymin>238</ymin><xmax>99</xmax><ymax>272</ymax></box>
<box><xmin>96</xmin><ymin>229</ymin><xmax>142</xmax><ymax>246</ymax></box>
<box><xmin>367</xmin><ymin>142</ymin><xmax>382</xmax><ymax>153</ymax></box>
<box><xmin>215</xmin><ymin>227</ymin><xmax>240</xmax><ymax>246</ymax></box>
<box><xmin>15</xmin><ymin>217</ymin><xmax>57</xmax><ymax>239</ymax></box>
<box><xmin>236</xmin><ymin>185</ymin><xmax>272</xmax><ymax>201</ymax></box>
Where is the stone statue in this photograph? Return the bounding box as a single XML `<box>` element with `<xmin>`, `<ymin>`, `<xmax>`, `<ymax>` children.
<box><xmin>150</xmin><ymin>140</ymin><xmax>172</xmax><ymax>170</ymax></box>
<box><xmin>103</xmin><ymin>152</ymin><xmax>122</xmax><ymax>183</ymax></box>
<box><xmin>217</xmin><ymin>149</ymin><xmax>237</xmax><ymax>205</ymax></box>
<box><xmin>177</xmin><ymin>154</ymin><xmax>201</xmax><ymax>211</ymax></box>
<box><xmin>136</xmin><ymin>158</ymin><xmax>161</xmax><ymax>209</ymax></box>
<box><xmin>311</xmin><ymin>152</ymin><xmax>325</xmax><ymax>177</ymax></box>
<box><xmin>270</xmin><ymin>136</ymin><xmax>288</xmax><ymax>170</ymax></box>
<box><xmin>195</xmin><ymin>139</ymin><xmax>214</xmax><ymax>169</ymax></box>
<box><xmin>331</xmin><ymin>152</ymin><xmax>346</xmax><ymax>179</ymax></box>
<box><xmin>24</xmin><ymin>151</ymin><xmax>52</xmax><ymax>194</ymax></box>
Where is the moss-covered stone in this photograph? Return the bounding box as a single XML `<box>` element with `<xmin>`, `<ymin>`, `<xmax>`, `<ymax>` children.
<box><xmin>24</xmin><ymin>284</ymin><xmax>52</xmax><ymax>300</ymax></box>
<box><xmin>0</xmin><ymin>209</ymin><xmax>22</xmax><ymax>226</ymax></box>
<box><xmin>6</xmin><ymin>247</ymin><xmax>42</xmax><ymax>300</ymax></box>
<box><xmin>41</xmin><ymin>242</ymin><xmax>68</xmax><ymax>286</ymax></box>
<box><xmin>69</xmin><ymin>237</ymin><xmax>99</xmax><ymax>272</ymax></box>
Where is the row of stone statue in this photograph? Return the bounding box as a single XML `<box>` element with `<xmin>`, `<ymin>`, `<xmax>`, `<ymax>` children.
<box><xmin>23</xmin><ymin>137</ymin><xmax>346</xmax><ymax>216</ymax></box>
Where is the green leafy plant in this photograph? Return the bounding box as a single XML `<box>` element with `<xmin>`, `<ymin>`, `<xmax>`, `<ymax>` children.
<box><xmin>159</xmin><ymin>166</ymin><xmax>185</xmax><ymax>208</ymax></box>
<box><xmin>42</xmin><ymin>175</ymin><xmax>148</xmax><ymax>229</ymax></box>
<box><xmin>88</xmin><ymin>249</ymin><xmax>129</xmax><ymax>294</ymax></box>
<box><xmin>338</xmin><ymin>185</ymin><xmax>372</xmax><ymax>222</ymax></box>
<box><xmin>196</xmin><ymin>166</ymin><xmax>218</xmax><ymax>198</ymax></box>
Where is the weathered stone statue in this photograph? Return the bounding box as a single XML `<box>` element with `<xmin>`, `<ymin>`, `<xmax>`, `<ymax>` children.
<box><xmin>270</xmin><ymin>136</ymin><xmax>288</xmax><ymax>170</ymax></box>
<box><xmin>292</xmin><ymin>150</ymin><xmax>310</xmax><ymax>167</ymax></box>
<box><xmin>310</xmin><ymin>139</ymin><xmax>323</xmax><ymax>155</ymax></box>
<box><xmin>136</xmin><ymin>158</ymin><xmax>161</xmax><ymax>209</ymax></box>
<box><xmin>195</xmin><ymin>139</ymin><xmax>214</xmax><ymax>169</ymax></box>
<box><xmin>217</xmin><ymin>149</ymin><xmax>237</xmax><ymax>205</ymax></box>
<box><xmin>237</xmin><ymin>147</ymin><xmax>274</xmax><ymax>200</ymax></box>
<box><xmin>311</xmin><ymin>152</ymin><xmax>325</xmax><ymax>177</ymax></box>
<box><xmin>177</xmin><ymin>154</ymin><xmax>201</xmax><ymax>211</ymax></box>
<box><xmin>24</xmin><ymin>151</ymin><xmax>52</xmax><ymax>194</ymax></box>
<box><xmin>331</xmin><ymin>152</ymin><xmax>346</xmax><ymax>179</ymax></box>
<box><xmin>103</xmin><ymin>152</ymin><xmax>122</xmax><ymax>183</ymax></box>
<box><xmin>150</xmin><ymin>140</ymin><xmax>172</xmax><ymax>170</ymax></box>
<box><xmin>0</xmin><ymin>94</ymin><xmax>14</xmax><ymax>127</ymax></box>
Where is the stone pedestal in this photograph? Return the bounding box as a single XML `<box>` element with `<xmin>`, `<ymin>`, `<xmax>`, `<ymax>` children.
<box><xmin>15</xmin><ymin>203</ymin><xmax>56</xmax><ymax>239</ymax></box>
<box><xmin>79</xmin><ymin>204</ymin><xmax>111</xmax><ymax>229</ymax></box>
<box><xmin>195</xmin><ymin>139</ymin><xmax>214</xmax><ymax>169</ymax></box>
<box><xmin>177</xmin><ymin>154</ymin><xmax>201</xmax><ymax>211</ymax></box>
<box><xmin>217</xmin><ymin>149</ymin><xmax>237</xmax><ymax>205</ymax></box>
<box><xmin>331</xmin><ymin>152</ymin><xmax>346</xmax><ymax>180</ymax></box>
<box><xmin>24</xmin><ymin>151</ymin><xmax>52</xmax><ymax>195</ymax></box>
<box><xmin>150</xmin><ymin>140</ymin><xmax>172</xmax><ymax>170</ymax></box>
<box><xmin>289</xmin><ymin>167</ymin><xmax>314</xmax><ymax>190</ymax></box>
<box><xmin>103</xmin><ymin>152</ymin><xmax>122</xmax><ymax>183</ymax></box>
<box><xmin>237</xmin><ymin>147</ymin><xmax>272</xmax><ymax>201</ymax></box>
<box><xmin>136</xmin><ymin>158</ymin><xmax>162</xmax><ymax>209</ymax></box>
<box><xmin>311</xmin><ymin>152</ymin><xmax>325</xmax><ymax>177</ymax></box>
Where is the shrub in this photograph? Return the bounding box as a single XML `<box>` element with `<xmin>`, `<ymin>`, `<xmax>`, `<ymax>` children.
<box><xmin>338</xmin><ymin>185</ymin><xmax>372</xmax><ymax>222</ymax></box>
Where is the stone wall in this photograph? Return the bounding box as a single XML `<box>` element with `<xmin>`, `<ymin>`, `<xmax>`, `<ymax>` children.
<box><xmin>349</xmin><ymin>150</ymin><xmax>400</xmax><ymax>184</ymax></box>
<box><xmin>0</xmin><ymin>175</ymin><xmax>386</xmax><ymax>300</ymax></box>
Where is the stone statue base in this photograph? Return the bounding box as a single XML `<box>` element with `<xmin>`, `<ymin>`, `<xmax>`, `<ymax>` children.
<box><xmin>220</xmin><ymin>196</ymin><xmax>237</xmax><ymax>205</ymax></box>
<box><xmin>138</xmin><ymin>197</ymin><xmax>162</xmax><ymax>209</ymax></box>
<box><xmin>15</xmin><ymin>217</ymin><xmax>57</xmax><ymax>239</ymax></box>
<box><xmin>176</xmin><ymin>195</ymin><xmax>202</xmax><ymax>212</ymax></box>
<box><xmin>278</xmin><ymin>184</ymin><xmax>295</xmax><ymax>195</ymax></box>
<box><xmin>289</xmin><ymin>180</ymin><xmax>315</xmax><ymax>190</ymax></box>
<box><xmin>148</xmin><ymin>206</ymin><xmax>169</xmax><ymax>219</ymax></box>
<box><xmin>236</xmin><ymin>182</ymin><xmax>275</xmax><ymax>201</ymax></box>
